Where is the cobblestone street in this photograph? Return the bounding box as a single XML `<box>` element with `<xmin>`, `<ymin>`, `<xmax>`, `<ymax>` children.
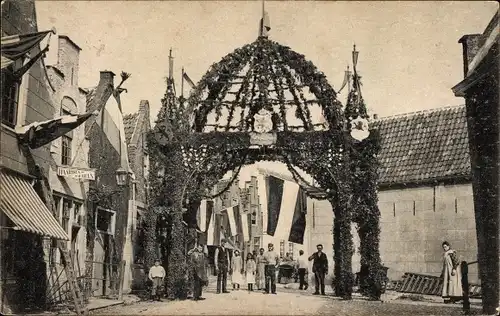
<box><xmin>90</xmin><ymin>286</ymin><xmax>480</xmax><ymax>316</ymax></box>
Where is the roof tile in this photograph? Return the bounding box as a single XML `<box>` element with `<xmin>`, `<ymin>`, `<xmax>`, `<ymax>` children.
<box><xmin>372</xmin><ymin>105</ymin><xmax>471</xmax><ymax>185</ymax></box>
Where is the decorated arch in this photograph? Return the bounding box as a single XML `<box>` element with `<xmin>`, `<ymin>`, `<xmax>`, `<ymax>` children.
<box><xmin>146</xmin><ymin>34</ymin><xmax>382</xmax><ymax>300</ymax></box>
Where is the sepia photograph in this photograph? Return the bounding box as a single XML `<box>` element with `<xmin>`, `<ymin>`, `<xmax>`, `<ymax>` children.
<box><xmin>0</xmin><ymin>0</ymin><xmax>498</xmax><ymax>315</ymax></box>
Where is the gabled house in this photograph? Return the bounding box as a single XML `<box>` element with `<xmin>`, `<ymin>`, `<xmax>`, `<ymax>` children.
<box><xmin>452</xmin><ymin>12</ymin><xmax>499</xmax><ymax>314</ymax></box>
<box><xmin>121</xmin><ymin>100</ymin><xmax>151</xmax><ymax>293</ymax></box>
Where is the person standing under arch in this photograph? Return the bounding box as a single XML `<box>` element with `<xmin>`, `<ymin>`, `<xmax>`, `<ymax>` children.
<box><xmin>214</xmin><ymin>239</ymin><xmax>230</xmax><ymax>294</ymax></box>
<box><xmin>308</xmin><ymin>244</ymin><xmax>328</xmax><ymax>295</ymax></box>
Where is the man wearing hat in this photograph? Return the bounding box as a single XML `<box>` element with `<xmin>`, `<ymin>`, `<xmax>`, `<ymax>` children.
<box><xmin>214</xmin><ymin>239</ymin><xmax>231</xmax><ymax>294</ymax></box>
<box><xmin>148</xmin><ymin>259</ymin><xmax>166</xmax><ymax>301</ymax></box>
<box><xmin>263</xmin><ymin>243</ymin><xmax>279</xmax><ymax>294</ymax></box>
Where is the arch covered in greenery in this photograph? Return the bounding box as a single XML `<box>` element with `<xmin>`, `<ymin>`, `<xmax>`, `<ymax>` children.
<box><xmin>146</xmin><ymin>36</ymin><xmax>383</xmax><ymax>300</ymax></box>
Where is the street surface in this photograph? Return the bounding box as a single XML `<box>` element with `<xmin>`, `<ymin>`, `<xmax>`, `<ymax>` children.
<box><xmin>91</xmin><ymin>285</ymin><xmax>482</xmax><ymax>316</ymax></box>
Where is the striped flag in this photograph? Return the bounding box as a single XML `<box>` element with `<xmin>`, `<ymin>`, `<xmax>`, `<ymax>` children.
<box><xmin>15</xmin><ymin>111</ymin><xmax>97</xmax><ymax>149</ymax></box>
<box><xmin>1</xmin><ymin>29</ymin><xmax>54</xmax><ymax>69</ymax></box>
<box><xmin>95</xmin><ymin>95</ymin><xmax>131</xmax><ymax>172</ymax></box>
<box><xmin>257</xmin><ymin>174</ymin><xmax>268</xmax><ymax>233</ymax></box>
<box><xmin>183</xmin><ymin>72</ymin><xmax>196</xmax><ymax>89</ymax></box>
<box><xmin>225</xmin><ymin>205</ymin><xmax>238</xmax><ymax>237</ymax></box>
<box><xmin>266</xmin><ymin>175</ymin><xmax>284</xmax><ymax>236</ymax></box>
<box><xmin>274</xmin><ymin>181</ymin><xmax>299</xmax><ymax>240</ymax></box>
<box><xmin>241</xmin><ymin>212</ymin><xmax>249</xmax><ymax>242</ymax></box>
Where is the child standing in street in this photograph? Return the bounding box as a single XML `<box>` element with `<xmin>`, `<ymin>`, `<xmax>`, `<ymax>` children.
<box><xmin>245</xmin><ymin>253</ymin><xmax>256</xmax><ymax>292</ymax></box>
<box><xmin>148</xmin><ymin>259</ymin><xmax>166</xmax><ymax>301</ymax></box>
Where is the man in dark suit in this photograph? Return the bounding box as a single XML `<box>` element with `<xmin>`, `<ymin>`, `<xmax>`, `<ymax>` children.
<box><xmin>308</xmin><ymin>244</ymin><xmax>328</xmax><ymax>295</ymax></box>
<box><xmin>214</xmin><ymin>239</ymin><xmax>230</xmax><ymax>294</ymax></box>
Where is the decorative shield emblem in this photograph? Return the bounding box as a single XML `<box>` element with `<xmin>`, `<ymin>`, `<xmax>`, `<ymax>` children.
<box><xmin>253</xmin><ymin>109</ymin><xmax>273</xmax><ymax>133</ymax></box>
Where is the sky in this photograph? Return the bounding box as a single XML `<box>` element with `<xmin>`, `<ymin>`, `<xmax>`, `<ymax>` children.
<box><xmin>35</xmin><ymin>0</ymin><xmax>498</xmax><ymax>184</ymax></box>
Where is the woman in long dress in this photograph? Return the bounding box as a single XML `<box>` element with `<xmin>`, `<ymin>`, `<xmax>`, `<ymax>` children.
<box><xmin>255</xmin><ymin>248</ymin><xmax>266</xmax><ymax>290</ymax></box>
<box><xmin>441</xmin><ymin>241</ymin><xmax>463</xmax><ymax>303</ymax></box>
<box><xmin>231</xmin><ymin>250</ymin><xmax>244</xmax><ymax>290</ymax></box>
<box><xmin>245</xmin><ymin>253</ymin><xmax>257</xmax><ymax>292</ymax></box>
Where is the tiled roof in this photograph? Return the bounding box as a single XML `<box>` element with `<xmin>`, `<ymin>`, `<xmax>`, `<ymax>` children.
<box><xmin>123</xmin><ymin>113</ymin><xmax>139</xmax><ymax>144</ymax></box>
<box><xmin>372</xmin><ymin>105</ymin><xmax>471</xmax><ymax>185</ymax></box>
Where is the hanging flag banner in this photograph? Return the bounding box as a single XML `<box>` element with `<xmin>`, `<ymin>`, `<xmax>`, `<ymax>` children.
<box><xmin>226</xmin><ymin>205</ymin><xmax>238</xmax><ymax>237</ymax></box>
<box><xmin>241</xmin><ymin>212</ymin><xmax>250</xmax><ymax>242</ymax></box>
<box><xmin>257</xmin><ymin>174</ymin><xmax>268</xmax><ymax>233</ymax></box>
<box><xmin>274</xmin><ymin>181</ymin><xmax>300</xmax><ymax>240</ymax></box>
<box><xmin>266</xmin><ymin>175</ymin><xmax>284</xmax><ymax>236</ymax></box>
<box><xmin>198</xmin><ymin>200</ymin><xmax>207</xmax><ymax>232</ymax></box>
<box><xmin>16</xmin><ymin>111</ymin><xmax>97</xmax><ymax>149</ymax></box>
<box><xmin>57</xmin><ymin>166</ymin><xmax>96</xmax><ymax>180</ymax></box>
<box><xmin>1</xmin><ymin>29</ymin><xmax>55</xmax><ymax>69</ymax></box>
<box><xmin>288</xmin><ymin>187</ymin><xmax>307</xmax><ymax>244</ymax></box>
<box><xmin>206</xmin><ymin>203</ymin><xmax>215</xmax><ymax>245</ymax></box>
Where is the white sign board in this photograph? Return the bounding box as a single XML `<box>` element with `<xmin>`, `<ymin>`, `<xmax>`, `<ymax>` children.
<box><xmin>57</xmin><ymin>166</ymin><xmax>96</xmax><ymax>180</ymax></box>
<box><xmin>249</xmin><ymin>132</ymin><xmax>277</xmax><ymax>146</ymax></box>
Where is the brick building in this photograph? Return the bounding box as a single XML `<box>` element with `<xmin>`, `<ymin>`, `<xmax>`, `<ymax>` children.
<box><xmin>452</xmin><ymin>12</ymin><xmax>499</xmax><ymax>315</ymax></box>
<box><xmin>122</xmin><ymin>100</ymin><xmax>151</xmax><ymax>293</ymax></box>
<box><xmin>1</xmin><ymin>0</ymin><xmax>69</xmax><ymax>313</ymax></box>
<box><xmin>304</xmin><ymin>105</ymin><xmax>478</xmax><ymax>284</ymax></box>
<box><xmin>84</xmin><ymin>71</ymin><xmax>134</xmax><ymax>298</ymax></box>
<box><xmin>46</xmin><ymin>35</ymin><xmax>89</xmax><ymax>286</ymax></box>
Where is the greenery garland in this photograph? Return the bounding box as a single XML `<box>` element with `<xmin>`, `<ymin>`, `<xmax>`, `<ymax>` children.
<box><xmin>146</xmin><ymin>35</ymin><xmax>382</xmax><ymax>300</ymax></box>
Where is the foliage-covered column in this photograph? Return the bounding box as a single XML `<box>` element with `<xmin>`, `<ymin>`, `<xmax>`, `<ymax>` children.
<box><xmin>331</xmin><ymin>185</ymin><xmax>354</xmax><ymax>299</ymax></box>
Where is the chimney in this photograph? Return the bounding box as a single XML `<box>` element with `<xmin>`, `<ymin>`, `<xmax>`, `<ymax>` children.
<box><xmin>57</xmin><ymin>35</ymin><xmax>82</xmax><ymax>86</ymax></box>
<box><xmin>100</xmin><ymin>71</ymin><xmax>115</xmax><ymax>86</ymax></box>
<box><xmin>458</xmin><ymin>34</ymin><xmax>482</xmax><ymax>77</ymax></box>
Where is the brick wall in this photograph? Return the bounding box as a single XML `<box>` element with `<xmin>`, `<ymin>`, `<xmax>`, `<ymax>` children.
<box><xmin>304</xmin><ymin>182</ymin><xmax>477</xmax><ymax>283</ymax></box>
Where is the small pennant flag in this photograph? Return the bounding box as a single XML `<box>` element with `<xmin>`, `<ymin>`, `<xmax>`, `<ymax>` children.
<box><xmin>16</xmin><ymin>111</ymin><xmax>97</xmax><ymax>149</ymax></box>
<box><xmin>1</xmin><ymin>29</ymin><xmax>54</xmax><ymax>69</ymax></box>
<box><xmin>183</xmin><ymin>72</ymin><xmax>196</xmax><ymax>89</ymax></box>
<box><xmin>259</xmin><ymin>11</ymin><xmax>271</xmax><ymax>37</ymax></box>
<box><xmin>266</xmin><ymin>175</ymin><xmax>284</xmax><ymax>236</ymax></box>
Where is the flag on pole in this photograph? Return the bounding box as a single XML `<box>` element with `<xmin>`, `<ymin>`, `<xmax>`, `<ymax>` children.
<box><xmin>15</xmin><ymin>111</ymin><xmax>97</xmax><ymax>149</ymax></box>
<box><xmin>182</xmin><ymin>72</ymin><xmax>196</xmax><ymax>89</ymax></box>
<box><xmin>266</xmin><ymin>175</ymin><xmax>284</xmax><ymax>236</ymax></box>
<box><xmin>274</xmin><ymin>181</ymin><xmax>300</xmax><ymax>241</ymax></box>
<box><xmin>1</xmin><ymin>29</ymin><xmax>54</xmax><ymax>69</ymax></box>
<box><xmin>288</xmin><ymin>187</ymin><xmax>307</xmax><ymax>244</ymax></box>
<box><xmin>259</xmin><ymin>2</ymin><xmax>271</xmax><ymax>38</ymax></box>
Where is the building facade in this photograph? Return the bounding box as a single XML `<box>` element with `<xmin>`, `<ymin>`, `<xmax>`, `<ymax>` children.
<box><xmin>122</xmin><ymin>100</ymin><xmax>151</xmax><ymax>293</ymax></box>
<box><xmin>46</xmin><ymin>35</ymin><xmax>89</xmax><ymax>285</ymax></box>
<box><xmin>1</xmin><ymin>0</ymin><xmax>70</xmax><ymax>313</ymax></box>
<box><xmin>84</xmin><ymin>71</ymin><xmax>134</xmax><ymax>298</ymax></box>
<box><xmin>452</xmin><ymin>12</ymin><xmax>499</xmax><ymax>314</ymax></box>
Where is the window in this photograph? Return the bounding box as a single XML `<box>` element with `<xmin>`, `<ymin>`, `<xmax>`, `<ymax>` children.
<box><xmin>1</xmin><ymin>71</ymin><xmax>20</xmax><ymax>127</ymax></box>
<box><xmin>96</xmin><ymin>208</ymin><xmax>115</xmax><ymax>235</ymax></box>
<box><xmin>288</xmin><ymin>242</ymin><xmax>294</xmax><ymax>258</ymax></box>
<box><xmin>62</xmin><ymin>199</ymin><xmax>72</xmax><ymax>232</ymax></box>
<box><xmin>73</xmin><ymin>202</ymin><xmax>82</xmax><ymax>225</ymax></box>
<box><xmin>61</xmin><ymin>135</ymin><xmax>72</xmax><ymax>165</ymax></box>
<box><xmin>279</xmin><ymin>240</ymin><xmax>285</xmax><ymax>258</ymax></box>
<box><xmin>253</xmin><ymin>237</ymin><xmax>260</xmax><ymax>252</ymax></box>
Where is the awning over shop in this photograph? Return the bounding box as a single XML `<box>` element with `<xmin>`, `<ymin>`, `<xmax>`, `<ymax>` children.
<box><xmin>0</xmin><ymin>170</ymin><xmax>69</xmax><ymax>240</ymax></box>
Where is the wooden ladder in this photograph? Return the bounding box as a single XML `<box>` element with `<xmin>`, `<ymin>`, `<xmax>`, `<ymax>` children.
<box><xmin>58</xmin><ymin>241</ymin><xmax>86</xmax><ymax>315</ymax></box>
